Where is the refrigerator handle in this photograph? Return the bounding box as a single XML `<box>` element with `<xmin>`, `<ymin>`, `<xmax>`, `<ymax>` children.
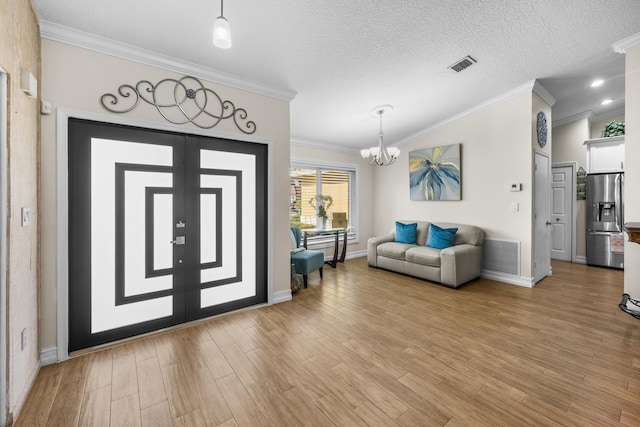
<box><xmin>615</xmin><ymin>173</ymin><xmax>622</xmax><ymax>229</ymax></box>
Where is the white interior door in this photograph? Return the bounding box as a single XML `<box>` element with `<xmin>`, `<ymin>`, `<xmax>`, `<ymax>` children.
<box><xmin>551</xmin><ymin>165</ymin><xmax>574</xmax><ymax>261</ymax></box>
<box><xmin>534</xmin><ymin>151</ymin><xmax>551</xmax><ymax>282</ymax></box>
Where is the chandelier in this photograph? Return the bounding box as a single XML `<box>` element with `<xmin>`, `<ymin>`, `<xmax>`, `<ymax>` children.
<box><xmin>213</xmin><ymin>0</ymin><xmax>232</xmax><ymax>49</ymax></box>
<box><xmin>360</xmin><ymin>105</ymin><xmax>399</xmax><ymax>166</ymax></box>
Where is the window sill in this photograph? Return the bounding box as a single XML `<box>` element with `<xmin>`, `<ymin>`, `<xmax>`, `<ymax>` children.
<box><xmin>305</xmin><ymin>232</ymin><xmax>358</xmax><ymax>250</ymax></box>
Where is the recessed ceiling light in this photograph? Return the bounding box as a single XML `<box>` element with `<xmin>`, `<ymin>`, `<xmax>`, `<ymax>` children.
<box><xmin>590</xmin><ymin>79</ymin><xmax>604</xmax><ymax>88</ymax></box>
<box><xmin>600</xmin><ymin>98</ymin><xmax>613</xmax><ymax>105</ymax></box>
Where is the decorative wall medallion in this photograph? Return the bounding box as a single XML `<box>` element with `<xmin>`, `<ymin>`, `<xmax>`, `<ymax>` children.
<box><xmin>537</xmin><ymin>111</ymin><xmax>547</xmax><ymax>148</ymax></box>
<box><xmin>100</xmin><ymin>75</ymin><xmax>257</xmax><ymax>134</ymax></box>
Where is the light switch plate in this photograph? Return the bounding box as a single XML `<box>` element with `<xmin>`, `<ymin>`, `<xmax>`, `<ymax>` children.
<box><xmin>40</xmin><ymin>100</ymin><xmax>52</xmax><ymax>115</ymax></box>
<box><xmin>21</xmin><ymin>207</ymin><xmax>31</xmax><ymax>227</ymax></box>
<box><xmin>21</xmin><ymin>70</ymin><xmax>37</xmax><ymax>98</ymax></box>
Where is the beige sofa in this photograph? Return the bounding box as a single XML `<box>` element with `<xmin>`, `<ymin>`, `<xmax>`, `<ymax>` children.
<box><xmin>367</xmin><ymin>221</ymin><xmax>484</xmax><ymax>288</ymax></box>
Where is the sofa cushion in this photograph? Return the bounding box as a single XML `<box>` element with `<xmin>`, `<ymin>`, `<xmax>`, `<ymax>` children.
<box><xmin>406</xmin><ymin>246</ymin><xmax>442</xmax><ymax>267</ymax></box>
<box><xmin>426</xmin><ymin>224</ymin><xmax>458</xmax><ymax>249</ymax></box>
<box><xmin>431</xmin><ymin>222</ymin><xmax>483</xmax><ymax>246</ymax></box>
<box><xmin>397</xmin><ymin>220</ymin><xmax>430</xmax><ymax>246</ymax></box>
<box><xmin>395</xmin><ymin>222</ymin><xmax>417</xmax><ymax>244</ymax></box>
<box><xmin>378</xmin><ymin>242</ymin><xmax>415</xmax><ymax>260</ymax></box>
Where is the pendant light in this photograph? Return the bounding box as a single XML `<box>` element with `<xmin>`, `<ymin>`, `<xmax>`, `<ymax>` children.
<box><xmin>213</xmin><ymin>0</ymin><xmax>232</xmax><ymax>49</ymax></box>
<box><xmin>360</xmin><ymin>105</ymin><xmax>399</xmax><ymax>166</ymax></box>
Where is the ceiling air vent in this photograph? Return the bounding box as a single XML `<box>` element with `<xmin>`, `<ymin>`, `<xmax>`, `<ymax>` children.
<box><xmin>448</xmin><ymin>55</ymin><xmax>477</xmax><ymax>73</ymax></box>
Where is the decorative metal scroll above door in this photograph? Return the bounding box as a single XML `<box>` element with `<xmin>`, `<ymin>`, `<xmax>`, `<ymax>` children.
<box><xmin>100</xmin><ymin>75</ymin><xmax>256</xmax><ymax>134</ymax></box>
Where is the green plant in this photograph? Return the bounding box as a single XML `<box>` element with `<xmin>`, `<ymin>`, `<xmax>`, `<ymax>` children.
<box><xmin>309</xmin><ymin>195</ymin><xmax>333</xmax><ymax>220</ymax></box>
<box><xmin>290</xmin><ymin>214</ymin><xmax>302</xmax><ymax>228</ymax></box>
<box><xmin>602</xmin><ymin>120</ymin><xmax>625</xmax><ymax>137</ymax></box>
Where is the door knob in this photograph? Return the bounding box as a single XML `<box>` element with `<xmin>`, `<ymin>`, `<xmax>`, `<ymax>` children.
<box><xmin>170</xmin><ymin>236</ymin><xmax>185</xmax><ymax>245</ymax></box>
<box><xmin>545</xmin><ymin>221</ymin><xmax>551</xmax><ymax>225</ymax></box>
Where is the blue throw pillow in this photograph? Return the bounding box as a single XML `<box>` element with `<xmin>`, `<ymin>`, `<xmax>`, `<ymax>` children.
<box><xmin>395</xmin><ymin>222</ymin><xmax>417</xmax><ymax>244</ymax></box>
<box><xmin>426</xmin><ymin>224</ymin><xmax>458</xmax><ymax>249</ymax></box>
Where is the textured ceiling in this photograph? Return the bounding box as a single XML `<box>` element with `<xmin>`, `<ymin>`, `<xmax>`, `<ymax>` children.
<box><xmin>32</xmin><ymin>0</ymin><xmax>640</xmax><ymax>150</ymax></box>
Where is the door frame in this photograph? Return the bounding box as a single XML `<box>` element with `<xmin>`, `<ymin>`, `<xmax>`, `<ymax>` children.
<box><xmin>0</xmin><ymin>67</ymin><xmax>8</xmax><ymax>427</ymax></box>
<box><xmin>56</xmin><ymin>108</ymin><xmax>274</xmax><ymax>362</ymax></box>
<box><xmin>551</xmin><ymin>162</ymin><xmax>577</xmax><ymax>263</ymax></box>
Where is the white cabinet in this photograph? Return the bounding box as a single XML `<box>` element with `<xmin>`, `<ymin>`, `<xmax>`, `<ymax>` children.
<box><xmin>584</xmin><ymin>136</ymin><xmax>624</xmax><ymax>173</ymax></box>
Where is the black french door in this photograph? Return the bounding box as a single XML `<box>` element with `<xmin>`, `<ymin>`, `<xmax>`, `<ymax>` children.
<box><xmin>68</xmin><ymin>119</ymin><xmax>267</xmax><ymax>352</ymax></box>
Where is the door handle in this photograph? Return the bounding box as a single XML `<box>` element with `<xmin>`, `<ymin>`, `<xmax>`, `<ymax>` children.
<box><xmin>589</xmin><ymin>231</ymin><xmax>616</xmax><ymax>236</ymax></box>
<box><xmin>170</xmin><ymin>236</ymin><xmax>185</xmax><ymax>245</ymax></box>
<box><xmin>545</xmin><ymin>221</ymin><xmax>551</xmax><ymax>225</ymax></box>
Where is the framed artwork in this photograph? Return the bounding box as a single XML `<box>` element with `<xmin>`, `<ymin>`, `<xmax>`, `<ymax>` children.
<box><xmin>409</xmin><ymin>143</ymin><xmax>461</xmax><ymax>201</ymax></box>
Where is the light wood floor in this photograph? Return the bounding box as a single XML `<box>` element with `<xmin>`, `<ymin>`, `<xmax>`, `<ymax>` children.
<box><xmin>15</xmin><ymin>258</ymin><xmax>640</xmax><ymax>426</ymax></box>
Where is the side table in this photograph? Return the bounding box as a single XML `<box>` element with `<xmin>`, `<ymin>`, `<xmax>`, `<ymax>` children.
<box><xmin>303</xmin><ymin>228</ymin><xmax>347</xmax><ymax>268</ymax></box>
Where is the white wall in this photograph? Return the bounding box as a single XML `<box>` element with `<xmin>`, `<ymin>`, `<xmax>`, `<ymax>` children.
<box><xmin>624</xmin><ymin>43</ymin><xmax>640</xmax><ymax>298</ymax></box>
<box><xmin>0</xmin><ymin>0</ymin><xmax>41</xmax><ymax>422</ymax></box>
<box><xmin>553</xmin><ymin>118</ymin><xmax>589</xmax><ymax>167</ymax></box>
<box><xmin>532</xmin><ymin>93</ymin><xmax>553</xmax><ymax>277</ymax></box>
<box><xmin>372</xmin><ymin>88</ymin><xmax>538</xmax><ymax>281</ymax></box>
<box><xmin>40</xmin><ymin>40</ymin><xmax>292</xmax><ymax>357</ymax></box>
<box><xmin>290</xmin><ymin>142</ymin><xmax>374</xmax><ymax>257</ymax></box>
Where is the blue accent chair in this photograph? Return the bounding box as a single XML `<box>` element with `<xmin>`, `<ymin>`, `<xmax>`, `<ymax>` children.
<box><xmin>290</xmin><ymin>227</ymin><xmax>324</xmax><ymax>288</ymax></box>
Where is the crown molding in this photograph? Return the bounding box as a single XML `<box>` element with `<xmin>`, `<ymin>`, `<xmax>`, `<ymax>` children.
<box><xmin>552</xmin><ymin>107</ymin><xmax>625</xmax><ymax>128</ymax></box>
<box><xmin>613</xmin><ymin>32</ymin><xmax>640</xmax><ymax>53</ymax></box>
<box><xmin>552</xmin><ymin>110</ymin><xmax>594</xmax><ymax>128</ymax></box>
<box><xmin>39</xmin><ymin>20</ymin><xmax>297</xmax><ymax>102</ymax></box>
<box><xmin>297</xmin><ymin>80</ymin><xmax>553</xmax><ymax>153</ymax></box>
<box><xmin>591</xmin><ymin>107</ymin><xmax>625</xmax><ymax>123</ymax></box>
<box><xmin>290</xmin><ymin>137</ymin><xmax>359</xmax><ymax>154</ymax></box>
<box><xmin>394</xmin><ymin>80</ymin><xmax>538</xmax><ymax>147</ymax></box>
<box><xmin>532</xmin><ymin>80</ymin><xmax>556</xmax><ymax>107</ymax></box>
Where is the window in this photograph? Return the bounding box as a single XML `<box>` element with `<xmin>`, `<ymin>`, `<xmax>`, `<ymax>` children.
<box><xmin>290</xmin><ymin>162</ymin><xmax>357</xmax><ymax>244</ymax></box>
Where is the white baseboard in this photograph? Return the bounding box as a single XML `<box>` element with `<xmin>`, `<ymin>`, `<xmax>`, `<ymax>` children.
<box><xmin>482</xmin><ymin>270</ymin><xmax>535</xmax><ymax>288</ymax></box>
<box><xmin>40</xmin><ymin>346</ymin><xmax>58</xmax><ymax>366</ymax></box>
<box><xmin>271</xmin><ymin>290</ymin><xmax>292</xmax><ymax>304</ymax></box>
<box><xmin>575</xmin><ymin>256</ymin><xmax>587</xmax><ymax>264</ymax></box>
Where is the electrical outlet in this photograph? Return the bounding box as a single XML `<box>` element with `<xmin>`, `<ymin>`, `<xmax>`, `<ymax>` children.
<box><xmin>21</xmin><ymin>328</ymin><xmax>27</xmax><ymax>350</ymax></box>
<box><xmin>21</xmin><ymin>207</ymin><xmax>31</xmax><ymax>227</ymax></box>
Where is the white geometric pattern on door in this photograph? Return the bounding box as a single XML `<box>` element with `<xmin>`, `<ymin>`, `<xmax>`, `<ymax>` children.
<box><xmin>68</xmin><ymin>119</ymin><xmax>267</xmax><ymax>352</ymax></box>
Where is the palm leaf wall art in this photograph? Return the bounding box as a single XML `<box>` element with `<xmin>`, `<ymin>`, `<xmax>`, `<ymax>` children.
<box><xmin>409</xmin><ymin>144</ymin><xmax>461</xmax><ymax>201</ymax></box>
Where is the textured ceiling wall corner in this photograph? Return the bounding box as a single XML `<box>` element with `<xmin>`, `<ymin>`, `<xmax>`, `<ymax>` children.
<box><xmin>33</xmin><ymin>0</ymin><xmax>640</xmax><ymax>149</ymax></box>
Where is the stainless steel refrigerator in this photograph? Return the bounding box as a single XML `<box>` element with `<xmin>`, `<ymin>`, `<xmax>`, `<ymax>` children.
<box><xmin>586</xmin><ymin>172</ymin><xmax>624</xmax><ymax>269</ymax></box>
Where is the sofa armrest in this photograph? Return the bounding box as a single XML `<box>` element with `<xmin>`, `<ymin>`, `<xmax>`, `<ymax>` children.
<box><xmin>367</xmin><ymin>234</ymin><xmax>395</xmax><ymax>267</ymax></box>
<box><xmin>440</xmin><ymin>244</ymin><xmax>482</xmax><ymax>287</ymax></box>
